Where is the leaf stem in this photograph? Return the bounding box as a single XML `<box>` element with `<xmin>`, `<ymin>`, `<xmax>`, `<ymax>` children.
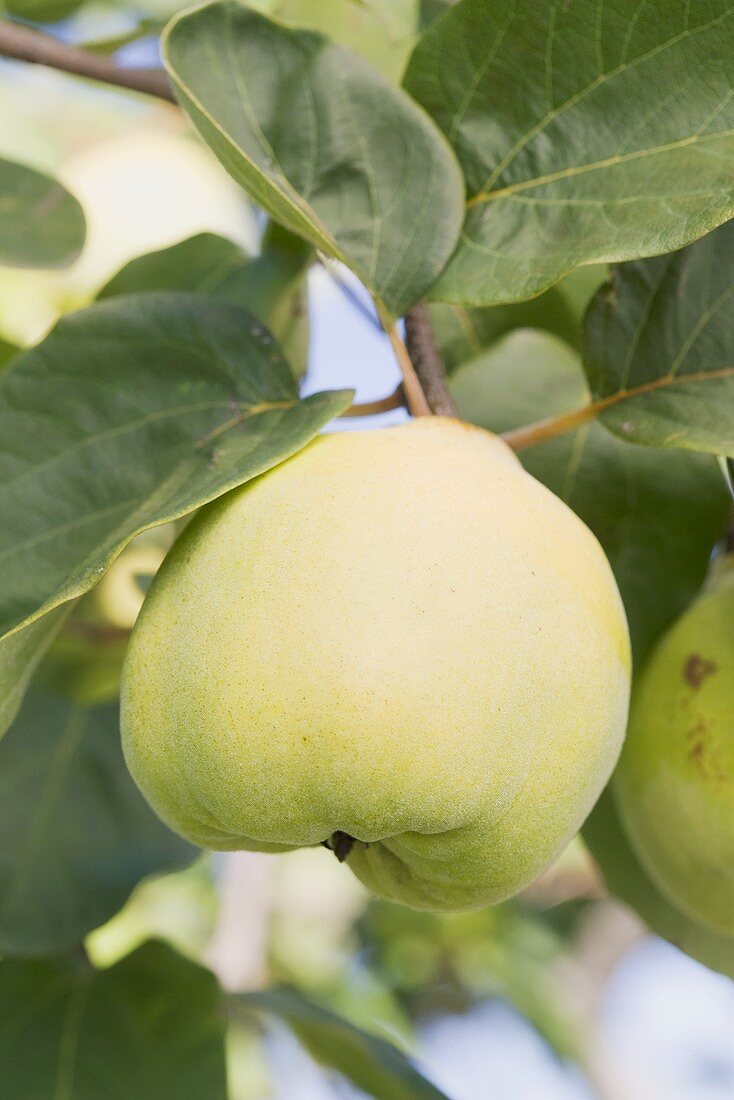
<box><xmin>501</xmin><ymin>402</ymin><xmax>599</xmax><ymax>450</ymax></box>
<box><xmin>503</xmin><ymin>362</ymin><xmax>734</xmax><ymax>451</ymax></box>
<box><xmin>0</xmin><ymin>19</ymin><xmax>176</xmax><ymax>101</ymax></box>
<box><xmin>340</xmin><ymin>384</ymin><xmax>404</xmax><ymax>418</ymax></box>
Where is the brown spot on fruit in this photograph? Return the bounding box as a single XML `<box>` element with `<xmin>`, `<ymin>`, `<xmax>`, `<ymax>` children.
<box><xmin>688</xmin><ymin>738</ymin><xmax>706</xmax><ymax>769</ymax></box>
<box><xmin>683</xmin><ymin>654</ymin><xmax>717</xmax><ymax>689</ymax></box>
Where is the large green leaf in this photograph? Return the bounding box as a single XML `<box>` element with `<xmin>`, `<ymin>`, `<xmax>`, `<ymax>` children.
<box><xmin>404</xmin><ymin>0</ymin><xmax>734</xmax><ymax>305</ymax></box>
<box><xmin>162</xmin><ymin>1</ymin><xmax>464</xmax><ymax>319</ymax></box>
<box><xmin>240</xmin><ymin>988</ymin><xmax>448</xmax><ymax>1099</ymax></box>
<box><xmin>0</xmin><ymin>942</ymin><xmax>227</xmax><ymax>1098</ymax></box>
<box><xmin>252</xmin><ymin>0</ymin><xmax>419</xmax><ymax>80</ymax></box>
<box><xmin>584</xmin><ymin>789</ymin><xmax>734</xmax><ymax>978</ymax></box>
<box><xmin>0</xmin><ymin>157</ymin><xmax>86</xmax><ymax>269</ymax></box>
<box><xmin>0</xmin><ymin>292</ymin><xmax>349</xmax><ymax>642</ymax></box>
<box><xmin>0</xmin><ymin>692</ymin><xmax>194</xmax><ymax>956</ymax></box>
<box><xmin>451</xmin><ymin>331</ymin><xmax>729</xmax><ymax>662</ymax></box>
<box><xmin>584</xmin><ymin>221</ymin><xmax>734</xmax><ymax>455</ymax></box>
<box><xmin>0</xmin><ymin>606</ymin><xmax>69</xmax><ymax>741</ymax></box>
<box><xmin>99</xmin><ymin>226</ymin><xmax>312</xmax><ymax>376</ymax></box>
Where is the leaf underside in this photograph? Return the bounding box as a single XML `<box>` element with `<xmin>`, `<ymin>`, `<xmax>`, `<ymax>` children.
<box><xmin>163</xmin><ymin>0</ymin><xmax>465</xmax><ymax>318</ymax></box>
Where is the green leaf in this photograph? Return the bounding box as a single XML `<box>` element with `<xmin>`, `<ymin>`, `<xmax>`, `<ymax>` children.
<box><xmin>584</xmin><ymin>789</ymin><xmax>734</xmax><ymax>979</ymax></box>
<box><xmin>0</xmin><ymin>607</ymin><xmax>70</xmax><ymax>741</ymax></box>
<box><xmin>82</xmin><ymin>18</ymin><xmax>166</xmax><ymax>54</ymax></box>
<box><xmin>240</xmin><ymin>988</ymin><xmax>448</xmax><ymax>1100</ymax></box>
<box><xmin>451</xmin><ymin>330</ymin><xmax>729</xmax><ymax>662</ymax></box>
<box><xmin>429</xmin><ymin>292</ymin><xmax>579</xmax><ymax>372</ymax></box>
<box><xmin>404</xmin><ymin>0</ymin><xmax>734</xmax><ymax>305</ymax></box>
<box><xmin>0</xmin><ymin>292</ymin><xmax>350</xmax><ymax>643</ymax></box>
<box><xmin>429</xmin><ymin>263</ymin><xmax>608</xmax><ymax>371</ymax></box>
<box><xmin>0</xmin><ymin>157</ymin><xmax>86</xmax><ymax>269</ymax></box>
<box><xmin>584</xmin><ymin>221</ymin><xmax>734</xmax><ymax>456</ymax></box>
<box><xmin>0</xmin><ymin>690</ymin><xmax>195</xmax><ymax>956</ymax></box>
<box><xmin>98</xmin><ymin>226</ymin><xmax>312</xmax><ymax>376</ymax></box>
<box><xmin>162</xmin><ymin>0</ymin><xmax>464</xmax><ymax>319</ymax></box>
<box><xmin>98</xmin><ymin>232</ymin><xmax>252</xmax><ymax>300</ymax></box>
<box><xmin>35</xmin><ymin>622</ymin><xmax>129</xmax><ymax>709</ymax></box>
<box><xmin>420</xmin><ymin>0</ymin><xmax>455</xmax><ymax>30</ymax></box>
<box><xmin>0</xmin><ymin>336</ymin><xmax>18</xmax><ymax>372</ymax></box>
<box><xmin>251</xmin><ymin>0</ymin><xmax>420</xmax><ymax>80</ymax></box>
<box><xmin>2</xmin><ymin>0</ymin><xmax>84</xmax><ymax>22</ymax></box>
<box><xmin>0</xmin><ymin>942</ymin><xmax>227</xmax><ymax>1098</ymax></box>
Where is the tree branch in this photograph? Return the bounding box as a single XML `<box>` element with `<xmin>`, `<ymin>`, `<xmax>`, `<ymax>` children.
<box><xmin>403</xmin><ymin>304</ymin><xmax>458</xmax><ymax>418</ymax></box>
<box><xmin>0</xmin><ymin>19</ymin><xmax>176</xmax><ymax>102</ymax></box>
<box><xmin>386</xmin><ymin>324</ymin><xmax>431</xmax><ymax>417</ymax></box>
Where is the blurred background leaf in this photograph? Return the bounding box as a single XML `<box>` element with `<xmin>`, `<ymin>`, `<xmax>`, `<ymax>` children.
<box><xmin>0</xmin><ymin>690</ymin><xmax>195</xmax><ymax>955</ymax></box>
<box><xmin>99</xmin><ymin>223</ymin><xmax>312</xmax><ymax>377</ymax></box>
<box><xmin>0</xmin><ymin>335</ymin><xmax>18</xmax><ymax>371</ymax></box>
<box><xmin>0</xmin><ymin>942</ymin><xmax>228</xmax><ymax>1099</ymax></box>
<box><xmin>0</xmin><ymin>157</ymin><xmax>86</xmax><ymax>268</ymax></box>
<box><xmin>239</xmin><ymin>986</ymin><xmax>449</xmax><ymax>1099</ymax></box>
<box><xmin>0</xmin><ymin>605</ymin><xmax>69</xmax><ymax>739</ymax></box>
<box><xmin>430</xmin><ymin>265</ymin><xmax>607</xmax><ymax>369</ymax></box>
<box><xmin>250</xmin><ymin>0</ymin><xmax>420</xmax><ymax>80</ymax></box>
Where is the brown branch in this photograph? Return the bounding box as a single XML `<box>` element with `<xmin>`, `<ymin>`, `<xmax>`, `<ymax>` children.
<box><xmin>385</xmin><ymin>324</ymin><xmax>431</xmax><ymax>417</ymax></box>
<box><xmin>340</xmin><ymin>384</ymin><xmax>405</xmax><ymax>418</ymax></box>
<box><xmin>0</xmin><ymin>19</ymin><xmax>176</xmax><ymax>102</ymax></box>
<box><xmin>404</xmin><ymin>304</ymin><xmax>458</xmax><ymax>417</ymax></box>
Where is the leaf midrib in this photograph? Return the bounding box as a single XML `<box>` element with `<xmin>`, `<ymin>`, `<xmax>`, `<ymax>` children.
<box><xmin>467</xmin><ymin>128</ymin><xmax>734</xmax><ymax>207</ymax></box>
<box><xmin>468</xmin><ymin>5</ymin><xmax>734</xmax><ymax>202</ymax></box>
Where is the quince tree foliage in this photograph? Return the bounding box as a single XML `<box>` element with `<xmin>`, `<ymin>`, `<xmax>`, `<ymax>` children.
<box><xmin>0</xmin><ymin>1</ymin><xmax>732</xmax><ymax>1096</ymax></box>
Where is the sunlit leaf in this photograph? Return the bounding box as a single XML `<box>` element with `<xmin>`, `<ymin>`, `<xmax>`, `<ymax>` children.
<box><xmin>0</xmin><ymin>942</ymin><xmax>227</xmax><ymax>1098</ymax></box>
<box><xmin>0</xmin><ymin>157</ymin><xmax>85</xmax><ymax>269</ymax></box>
<box><xmin>0</xmin><ymin>292</ymin><xmax>350</xmax><ymax>642</ymax></box>
<box><xmin>251</xmin><ymin>0</ymin><xmax>419</xmax><ymax>80</ymax></box>
<box><xmin>163</xmin><ymin>0</ymin><xmax>464</xmax><ymax>318</ymax></box>
<box><xmin>0</xmin><ymin>691</ymin><xmax>195</xmax><ymax>956</ymax></box>
<box><xmin>405</xmin><ymin>0</ymin><xmax>734</xmax><ymax>304</ymax></box>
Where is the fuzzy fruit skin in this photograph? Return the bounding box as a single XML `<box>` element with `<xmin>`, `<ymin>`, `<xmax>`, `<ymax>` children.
<box><xmin>121</xmin><ymin>418</ymin><xmax>630</xmax><ymax>910</ymax></box>
<box><xmin>614</xmin><ymin>562</ymin><xmax>734</xmax><ymax>934</ymax></box>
